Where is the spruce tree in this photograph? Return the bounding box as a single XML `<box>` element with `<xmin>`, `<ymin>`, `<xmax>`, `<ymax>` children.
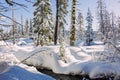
<box><xmin>76</xmin><ymin>11</ymin><xmax>84</xmax><ymax>41</ymax></box>
<box><xmin>70</xmin><ymin>0</ymin><xmax>77</xmax><ymax>46</ymax></box>
<box><xmin>85</xmin><ymin>8</ymin><xmax>94</xmax><ymax>46</ymax></box>
<box><xmin>33</xmin><ymin>0</ymin><xmax>53</xmax><ymax>46</ymax></box>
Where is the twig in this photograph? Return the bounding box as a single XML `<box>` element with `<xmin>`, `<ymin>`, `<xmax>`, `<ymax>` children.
<box><xmin>108</xmin><ymin>41</ymin><xmax>120</xmax><ymax>52</ymax></box>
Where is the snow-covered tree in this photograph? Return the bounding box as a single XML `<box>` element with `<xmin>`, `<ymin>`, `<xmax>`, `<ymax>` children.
<box><xmin>58</xmin><ymin>0</ymin><xmax>68</xmax><ymax>44</ymax></box>
<box><xmin>97</xmin><ymin>12</ymin><xmax>120</xmax><ymax>63</ymax></box>
<box><xmin>70</xmin><ymin>0</ymin><xmax>77</xmax><ymax>46</ymax></box>
<box><xmin>21</xmin><ymin>15</ymin><xmax>24</xmax><ymax>36</ymax></box>
<box><xmin>24</xmin><ymin>18</ymin><xmax>29</xmax><ymax>37</ymax></box>
<box><xmin>59</xmin><ymin>39</ymin><xmax>67</xmax><ymax>63</ymax></box>
<box><xmin>54</xmin><ymin>0</ymin><xmax>68</xmax><ymax>45</ymax></box>
<box><xmin>29</xmin><ymin>19</ymin><xmax>34</xmax><ymax>38</ymax></box>
<box><xmin>116</xmin><ymin>17</ymin><xmax>120</xmax><ymax>40</ymax></box>
<box><xmin>76</xmin><ymin>11</ymin><xmax>84</xmax><ymax>41</ymax></box>
<box><xmin>33</xmin><ymin>0</ymin><xmax>53</xmax><ymax>46</ymax></box>
<box><xmin>97</xmin><ymin>0</ymin><xmax>106</xmax><ymax>40</ymax></box>
<box><xmin>10</xmin><ymin>17</ymin><xmax>18</xmax><ymax>44</ymax></box>
<box><xmin>85</xmin><ymin>8</ymin><xmax>94</xmax><ymax>46</ymax></box>
<box><xmin>98</xmin><ymin>39</ymin><xmax>120</xmax><ymax>63</ymax></box>
<box><xmin>103</xmin><ymin>10</ymin><xmax>111</xmax><ymax>43</ymax></box>
<box><xmin>110</xmin><ymin>12</ymin><xmax>117</xmax><ymax>44</ymax></box>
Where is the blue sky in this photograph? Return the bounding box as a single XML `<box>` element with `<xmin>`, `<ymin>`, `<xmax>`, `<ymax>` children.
<box><xmin>1</xmin><ymin>0</ymin><xmax>120</xmax><ymax>31</ymax></box>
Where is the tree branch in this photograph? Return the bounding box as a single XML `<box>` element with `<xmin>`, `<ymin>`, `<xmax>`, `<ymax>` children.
<box><xmin>0</xmin><ymin>13</ymin><xmax>23</xmax><ymax>26</ymax></box>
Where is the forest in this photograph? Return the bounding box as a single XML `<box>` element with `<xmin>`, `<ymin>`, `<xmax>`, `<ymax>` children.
<box><xmin>0</xmin><ymin>0</ymin><xmax>120</xmax><ymax>80</ymax></box>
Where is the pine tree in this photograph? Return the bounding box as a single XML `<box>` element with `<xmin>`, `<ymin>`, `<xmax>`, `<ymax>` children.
<box><xmin>58</xmin><ymin>0</ymin><xmax>68</xmax><ymax>44</ymax></box>
<box><xmin>33</xmin><ymin>0</ymin><xmax>53</xmax><ymax>46</ymax></box>
<box><xmin>24</xmin><ymin>18</ymin><xmax>29</xmax><ymax>37</ymax></box>
<box><xmin>85</xmin><ymin>8</ymin><xmax>94</xmax><ymax>46</ymax></box>
<box><xmin>97</xmin><ymin>0</ymin><xmax>106</xmax><ymax>40</ymax></box>
<box><xmin>70</xmin><ymin>0</ymin><xmax>77</xmax><ymax>46</ymax></box>
<box><xmin>54</xmin><ymin>0</ymin><xmax>68</xmax><ymax>45</ymax></box>
<box><xmin>10</xmin><ymin>17</ymin><xmax>18</xmax><ymax>44</ymax></box>
<box><xmin>21</xmin><ymin>15</ymin><xmax>24</xmax><ymax>36</ymax></box>
<box><xmin>29</xmin><ymin>19</ymin><xmax>33</xmax><ymax>38</ymax></box>
<box><xmin>76</xmin><ymin>11</ymin><xmax>84</xmax><ymax>41</ymax></box>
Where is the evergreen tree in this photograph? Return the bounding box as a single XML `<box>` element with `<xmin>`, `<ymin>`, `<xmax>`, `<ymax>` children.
<box><xmin>97</xmin><ymin>0</ymin><xmax>106</xmax><ymax>40</ymax></box>
<box><xmin>58</xmin><ymin>0</ymin><xmax>68</xmax><ymax>44</ymax></box>
<box><xmin>70</xmin><ymin>0</ymin><xmax>77</xmax><ymax>46</ymax></box>
<box><xmin>103</xmin><ymin>10</ymin><xmax>111</xmax><ymax>43</ymax></box>
<box><xmin>10</xmin><ymin>18</ymin><xmax>18</xmax><ymax>44</ymax></box>
<box><xmin>54</xmin><ymin>0</ymin><xmax>68</xmax><ymax>45</ymax></box>
<box><xmin>76</xmin><ymin>11</ymin><xmax>84</xmax><ymax>41</ymax></box>
<box><xmin>54</xmin><ymin>0</ymin><xmax>59</xmax><ymax>45</ymax></box>
<box><xmin>59</xmin><ymin>39</ymin><xmax>67</xmax><ymax>63</ymax></box>
<box><xmin>85</xmin><ymin>8</ymin><xmax>94</xmax><ymax>46</ymax></box>
<box><xmin>110</xmin><ymin>12</ymin><xmax>117</xmax><ymax>44</ymax></box>
<box><xmin>24</xmin><ymin>18</ymin><xmax>29</xmax><ymax>37</ymax></box>
<box><xmin>33</xmin><ymin>0</ymin><xmax>53</xmax><ymax>46</ymax></box>
<box><xmin>116</xmin><ymin>17</ymin><xmax>120</xmax><ymax>40</ymax></box>
<box><xmin>21</xmin><ymin>15</ymin><xmax>24</xmax><ymax>36</ymax></box>
<box><xmin>29</xmin><ymin>19</ymin><xmax>34</xmax><ymax>38</ymax></box>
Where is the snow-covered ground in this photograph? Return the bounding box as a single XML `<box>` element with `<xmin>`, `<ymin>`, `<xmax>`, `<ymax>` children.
<box><xmin>0</xmin><ymin>39</ymin><xmax>55</xmax><ymax>80</ymax></box>
<box><xmin>0</xmin><ymin>38</ymin><xmax>120</xmax><ymax>79</ymax></box>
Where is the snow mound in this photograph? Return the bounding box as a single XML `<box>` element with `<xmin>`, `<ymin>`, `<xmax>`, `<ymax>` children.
<box><xmin>0</xmin><ymin>44</ymin><xmax>55</xmax><ymax>80</ymax></box>
<box><xmin>21</xmin><ymin>46</ymin><xmax>120</xmax><ymax>79</ymax></box>
<box><xmin>90</xmin><ymin>63</ymin><xmax>116</xmax><ymax>79</ymax></box>
<box><xmin>17</xmin><ymin>38</ymin><xmax>34</xmax><ymax>46</ymax></box>
<box><xmin>18</xmin><ymin>41</ymin><xmax>27</xmax><ymax>46</ymax></box>
<box><xmin>0</xmin><ymin>65</ymin><xmax>55</xmax><ymax>80</ymax></box>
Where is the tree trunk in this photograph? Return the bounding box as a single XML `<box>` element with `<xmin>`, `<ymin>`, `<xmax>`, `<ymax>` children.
<box><xmin>54</xmin><ymin>0</ymin><xmax>59</xmax><ymax>45</ymax></box>
<box><xmin>70</xmin><ymin>0</ymin><xmax>76</xmax><ymax>46</ymax></box>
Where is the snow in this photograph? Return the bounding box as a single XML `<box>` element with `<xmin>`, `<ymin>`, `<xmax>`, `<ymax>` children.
<box><xmin>0</xmin><ymin>62</ymin><xmax>54</xmax><ymax>80</ymax></box>
<box><xmin>0</xmin><ymin>38</ymin><xmax>120</xmax><ymax>79</ymax></box>
<box><xmin>0</xmin><ymin>40</ymin><xmax>55</xmax><ymax>80</ymax></box>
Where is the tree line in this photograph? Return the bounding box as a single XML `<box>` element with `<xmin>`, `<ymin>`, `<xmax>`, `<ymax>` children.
<box><xmin>0</xmin><ymin>0</ymin><xmax>120</xmax><ymax>47</ymax></box>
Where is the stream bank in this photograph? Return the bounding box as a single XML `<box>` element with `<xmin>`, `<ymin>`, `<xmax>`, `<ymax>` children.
<box><xmin>37</xmin><ymin>69</ymin><xmax>114</xmax><ymax>80</ymax></box>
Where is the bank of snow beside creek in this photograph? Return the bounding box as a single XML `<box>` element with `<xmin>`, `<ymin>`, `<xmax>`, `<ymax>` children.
<box><xmin>0</xmin><ymin>39</ymin><xmax>120</xmax><ymax>79</ymax></box>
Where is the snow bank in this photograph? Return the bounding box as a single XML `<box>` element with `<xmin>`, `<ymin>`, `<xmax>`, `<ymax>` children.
<box><xmin>22</xmin><ymin>45</ymin><xmax>120</xmax><ymax>79</ymax></box>
<box><xmin>0</xmin><ymin>42</ymin><xmax>55</xmax><ymax>80</ymax></box>
<box><xmin>0</xmin><ymin>64</ymin><xmax>55</xmax><ymax>80</ymax></box>
<box><xmin>17</xmin><ymin>38</ymin><xmax>34</xmax><ymax>46</ymax></box>
<box><xmin>0</xmin><ymin>54</ymin><xmax>55</xmax><ymax>80</ymax></box>
<box><xmin>0</xmin><ymin>53</ymin><xmax>19</xmax><ymax>64</ymax></box>
<box><xmin>1</xmin><ymin>39</ymin><xmax>120</xmax><ymax>79</ymax></box>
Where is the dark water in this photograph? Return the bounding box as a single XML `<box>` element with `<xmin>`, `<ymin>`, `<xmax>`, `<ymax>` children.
<box><xmin>37</xmin><ymin>69</ymin><xmax>114</xmax><ymax>80</ymax></box>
